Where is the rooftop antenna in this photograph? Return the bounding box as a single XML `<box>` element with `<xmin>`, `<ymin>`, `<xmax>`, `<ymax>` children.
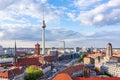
<box><xmin>43</xmin><ymin>4</ymin><xmax>45</xmax><ymax>21</ymax></box>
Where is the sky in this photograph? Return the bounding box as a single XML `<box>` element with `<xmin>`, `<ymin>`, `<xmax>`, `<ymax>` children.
<box><xmin>0</xmin><ymin>0</ymin><xmax>120</xmax><ymax>48</ymax></box>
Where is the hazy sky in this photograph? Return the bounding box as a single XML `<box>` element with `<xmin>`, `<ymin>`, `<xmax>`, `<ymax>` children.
<box><xmin>0</xmin><ymin>0</ymin><xmax>120</xmax><ymax>48</ymax></box>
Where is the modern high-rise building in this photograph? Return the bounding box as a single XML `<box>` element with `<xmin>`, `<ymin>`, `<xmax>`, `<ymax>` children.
<box><xmin>74</xmin><ymin>47</ymin><xmax>79</xmax><ymax>52</ymax></box>
<box><xmin>106</xmin><ymin>42</ymin><xmax>112</xmax><ymax>58</ymax></box>
<box><xmin>59</xmin><ymin>41</ymin><xmax>65</xmax><ymax>54</ymax></box>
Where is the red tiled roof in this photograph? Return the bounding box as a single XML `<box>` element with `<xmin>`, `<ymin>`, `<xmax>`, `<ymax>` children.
<box><xmin>89</xmin><ymin>52</ymin><xmax>95</xmax><ymax>54</ymax></box>
<box><xmin>85</xmin><ymin>56</ymin><xmax>91</xmax><ymax>58</ymax></box>
<box><xmin>17</xmin><ymin>51</ymin><xmax>27</xmax><ymax>54</ymax></box>
<box><xmin>113</xmin><ymin>51</ymin><xmax>120</xmax><ymax>55</ymax></box>
<box><xmin>60</xmin><ymin>64</ymin><xmax>84</xmax><ymax>75</ymax></box>
<box><xmin>73</xmin><ymin>77</ymin><xmax>120</xmax><ymax>80</ymax></box>
<box><xmin>29</xmin><ymin>55</ymin><xmax>58</xmax><ymax>62</ymax></box>
<box><xmin>53</xmin><ymin>64</ymin><xmax>84</xmax><ymax>80</ymax></box>
<box><xmin>53</xmin><ymin>73</ymin><xmax>72</xmax><ymax>80</ymax></box>
<box><xmin>0</xmin><ymin>66</ymin><xmax>24</xmax><ymax>79</ymax></box>
<box><xmin>89</xmin><ymin>52</ymin><xmax>106</xmax><ymax>54</ymax></box>
<box><xmin>38</xmin><ymin>55</ymin><xmax>58</xmax><ymax>62</ymax></box>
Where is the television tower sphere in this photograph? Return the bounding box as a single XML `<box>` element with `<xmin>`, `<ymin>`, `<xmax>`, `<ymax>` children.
<box><xmin>42</xmin><ymin>20</ymin><xmax>46</xmax><ymax>28</ymax></box>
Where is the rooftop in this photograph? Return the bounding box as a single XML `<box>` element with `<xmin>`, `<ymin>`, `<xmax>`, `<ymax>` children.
<box><xmin>0</xmin><ymin>66</ymin><xmax>24</xmax><ymax>79</ymax></box>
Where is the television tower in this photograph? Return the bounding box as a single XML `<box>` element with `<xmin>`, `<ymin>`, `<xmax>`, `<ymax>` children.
<box><xmin>14</xmin><ymin>41</ymin><xmax>17</xmax><ymax>57</ymax></box>
<box><xmin>42</xmin><ymin>7</ymin><xmax>46</xmax><ymax>55</ymax></box>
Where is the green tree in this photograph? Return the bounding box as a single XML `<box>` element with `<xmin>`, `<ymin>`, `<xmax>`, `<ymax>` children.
<box><xmin>3</xmin><ymin>66</ymin><xmax>7</xmax><ymax>69</ymax></box>
<box><xmin>78</xmin><ymin>54</ymin><xmax>87</xmax><ymax>62</ymax></box>
<box><xmin>25</xmin><ymin>65</ymin><xmax>43</xmax><ymax>80</ymax></box>
<box><xmin>104</xmin><ymin>72</ymin><xmax>112</xmax><ymax>77</ymax></box>
<box><xmin>0</xmin><ymin>55</ymin><xmax>9</xmax><ymax>58</ymax></box>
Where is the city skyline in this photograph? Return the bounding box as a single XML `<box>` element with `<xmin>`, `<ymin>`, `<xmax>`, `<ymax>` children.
<box><xmin>0</xmin><ymin>0</ymin><xmax>120</xmax><ymax>48</ymax></box>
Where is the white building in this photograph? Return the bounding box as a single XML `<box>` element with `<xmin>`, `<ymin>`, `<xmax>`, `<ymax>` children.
<box><xmin>41</xmin><ymin>66</ymin><xmax>51</xmax><ymax>74</ymax></box>
<box><xmin>4</xmin><ymin>49</ymin><xmax>12</xmax><ymax>55</ymax></box>
<box><xmin>101</xmin><ymin>62</ymin><xmax>120</xmax><ymax>77</ymax></box>
<box><xmin>0</xmin><ymin>58</ymin><xmax>14</xmax><ymax>63</ymax></box>
<box><xmin>47</xmin><ymin>49</ymin><xmax>57</xmax><ymax>56</ymax></box>
<box><xmin>81</xmin><ymin>46</ymin><xmax>87</xmax><ymax>52</ymax></box>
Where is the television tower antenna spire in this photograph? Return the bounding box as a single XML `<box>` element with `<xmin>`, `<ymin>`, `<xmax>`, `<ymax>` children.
<box><xmin>41</xmin><ymin>3</ymin><xmax>46</xmax><ymax>55</ymax></box>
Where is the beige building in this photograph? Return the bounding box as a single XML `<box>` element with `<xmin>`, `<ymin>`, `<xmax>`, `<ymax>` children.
<box><xmin>106</xmin><ymin>43</ymin><xmax>112</xmax><ymax>59</ymax></box>
<box><xmin>84</xmin><ymin>56</ymin><xmax>94</xmax><ymax>65</ymax></box>
<box><xmin>47</xmin><ymin>49</ymin><xmax>58</xmax><ymax>56</ymax></box>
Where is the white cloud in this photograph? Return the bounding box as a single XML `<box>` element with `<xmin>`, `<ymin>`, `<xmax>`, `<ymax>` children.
<box><xmin>0</xmin><ymin>0</ymin><xmax>63</xmax><ymax>25</ymax></box>
<box><xmin>0</xmin><ymin>32</ymin><xmax>4</xmax><ymax>38</ymax></box>
<box><xmin>0</xmin><ymin>26</ymin><xmax>120</xmax><ymax>48</ymax></box>
<box><xmin>0</xmin><ymin>0</ymin><xmax>120</xmax><ymax>48</ymax></box>
<box><xmin>40</xmin><ymin>0</ymin><xmax>47</xmax><ymax>3</ymax></box>
<box><xmin>76</xmin><ymin>0</ymin><xmax>120</xmax><ymax>26</ymax></box>
<box><xmin>73</xmin><ymin>0</ymin><xmax>102</xmax><ymax>9</ymax></box>
<box><xmin>93</xmin><ymin>14</ymin><xmax>104</xmax><ymax>23</ymax></box>
<box><xmin>0</xmin><ymin>0</ymin><xmax>65</xmax><ymax>46</ymax></box>
<box><xmin>67</xmin><ymin>12</ymin><xmax>76</xmax><ymax>21</ymax></box>
<box><xmin>0</xmin><ymin>0</ymin><xmax>16</xmax><ymax>10</ymax></box>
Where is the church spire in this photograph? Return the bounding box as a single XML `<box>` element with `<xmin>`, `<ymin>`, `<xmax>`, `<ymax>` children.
<box><xmin>13</xmin><ymin>40</ymin><xmax>17</xmax><ymax>65</ymax></box>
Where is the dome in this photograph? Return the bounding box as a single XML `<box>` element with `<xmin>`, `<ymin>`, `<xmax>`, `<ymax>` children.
<box><xmin>107</xmin><ymin>42</ymin><xmax>112</xmax><ymax>46</ymax></box>
<box><xmin>35</xmin><ymin>43</ymin><xmax>40</xmax><ymax>46</ymax></box>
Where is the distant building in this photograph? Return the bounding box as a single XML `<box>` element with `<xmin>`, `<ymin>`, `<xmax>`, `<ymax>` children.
<box><xmin>0</xmin><ymin>66</ymin><xmax>24</xmax><ymax>80</ymax></box>
<box><xmin>17</xmin><ymin>51</ymin><xmax>27</xmax><ymax>56</ymax></box>
<box><xmin>81</xmin><ymin>46</ymin><xmax>87</xmax><ymax>52</ymax></box>
<box><xmin>4</xmin><ymin>49</ymin><xmax>12</xmax><ymax>55</ymax></box>
<box><xmin>0</xmin><ymin>45</ymin><xmax>5</xmax><ymax>56</ymax></box>
<box><xmin>47</xmin><ymin>49</ymin><xmax>58</xmax><ymax>56</ymax></box>
<box><xmin>84</xmin><ymin>56</ymin><xmax>94</xmax><ymax>65</ymax></box>
<box><xmin>83</xmin><ymin>67</ymin><xmax>90</xmax><ymax>77</ymax></box>
<box><xmin>34</xmin><ymin>43</ymin><xmax>40</xmax><ymax>55</ymax></box>
<box><xmin>0</xmin><ymin>58</ymin><xmax>14</xmax><ymax>64</ymax></box>
<box><xmin>74</xmin><ymin>47</ymin><xmax>79</xmax><ymax>52</ymax></box>
<box><xmin>109</xmin><ymin>56</ymin><xmax>120</xmax><ymax>62</ymax></box>
<box><xmin>101</xmin><ymin>62</ymin><xmax>120</xmax><ymax>77</ymax></box>
<box><xmin>93</xmin><ymin>48</ymin><xmax>99</xmax><ymax>52</ymax></box>
<box><xmin>106</xmin><ymin>43</ymin><xmax>112</xmax><ymax>59</ymax></box>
